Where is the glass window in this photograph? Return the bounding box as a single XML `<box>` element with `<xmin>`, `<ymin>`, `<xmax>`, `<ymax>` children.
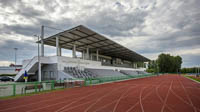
<box><xmin>49</xmin><ymin>71</ymin><xmax>54</xmax><ymax>80</ymax></box>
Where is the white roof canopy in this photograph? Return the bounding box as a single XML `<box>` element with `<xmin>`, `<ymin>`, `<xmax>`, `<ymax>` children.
<box><xmin>39</xmin><ymin>25</ymin><xmax>150</xmax><ymax>62</ymax></box>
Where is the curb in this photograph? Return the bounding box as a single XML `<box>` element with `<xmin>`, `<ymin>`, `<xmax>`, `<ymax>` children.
<box><xmin>184</xmin><ymin>76</ymin><xmax>200</xmax><ymax>84</ymax></box>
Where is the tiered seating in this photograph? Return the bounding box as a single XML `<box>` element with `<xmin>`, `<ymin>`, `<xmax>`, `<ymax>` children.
<box><xmin>85</xmin><ymin>68</ymin><xmax>125</xmax><ymax>77</ymax></box>
<box><xmin>137</xmin><ymin>71</ymin><xmax>149</xmax><ymax>75</ymax></box>
<box><xmin>63</xmin><ymin>67</ymin><xmax>95</xmax><ymax>79</ymax></box>
<box><xmin>63</xmin><ymin>67</ymin><xmax>148</xmax><ymax>79</ymax></box>
<box><xmin>120</xmin><ymin>70</ymin><xmax>139</xmax><ymax>76</ymax></box>
<box><xmin>120</xmin><ymin>70</ymin><xmax>149</xmax><ymax>76</ymax></box>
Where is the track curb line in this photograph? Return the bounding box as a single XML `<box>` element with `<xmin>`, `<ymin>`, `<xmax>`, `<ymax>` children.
<box><xmin>184</xmin><ymin>76</ymin><xmax>200</xmax><ymax>84</ymax></box>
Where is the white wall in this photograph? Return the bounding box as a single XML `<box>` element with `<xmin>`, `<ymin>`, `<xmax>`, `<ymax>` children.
<box><xmin>0</xmin><ymin>67</ymin><xmax>18</xmax><ymax>74</ymax></box>
<box><xmin>57</xmin><ymin>56</ymin><xmax>102</xmax><ymax>70</ymax></box>
<box><xmin>85</xmin><ymin>66</ymin><xmax>146</xmax><ymax>71</ymax></box>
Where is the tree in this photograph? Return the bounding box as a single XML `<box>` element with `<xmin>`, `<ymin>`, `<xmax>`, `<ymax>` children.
<box><xmin>157</xmin><ymin>53</ymin><xmax>182</xmax><ymax>73</ymax></box>
<box><xmin>181</xmin><ymin>67</ymin><xmax>200</xmax><ymax>73</ymax></box>
<box><xmin>146</xmin><ymin>53</ymin><xmax>183</xmax><ymax>73</ymax></box>
<box><xmin>147</xmin><ymin>60</ymin><xmax>158</xmax><ymax>73</ymax></box>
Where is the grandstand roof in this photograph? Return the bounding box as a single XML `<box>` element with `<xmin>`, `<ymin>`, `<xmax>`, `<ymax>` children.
<box><xmin>40</xmin><ymin>25</ymin><xmax>150</xmax><ymax>62</ymax></box>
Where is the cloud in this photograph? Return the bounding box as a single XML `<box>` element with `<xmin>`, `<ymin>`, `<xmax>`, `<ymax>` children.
<box><xmin>0</xmin><ymin>0</ymin><xmax>199</xmax><ymax>67</ymax></box>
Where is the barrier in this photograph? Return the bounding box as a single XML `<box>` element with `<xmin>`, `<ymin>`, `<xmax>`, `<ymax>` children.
<box><xmin>83</xmin><ymin>73</ymin><xmax>156</xmax><ymax>86</ymax></box>
<box><xmin>0</xmin><ymin>73</ymin><xmax>156</xmax><ymax>98</ymax></box>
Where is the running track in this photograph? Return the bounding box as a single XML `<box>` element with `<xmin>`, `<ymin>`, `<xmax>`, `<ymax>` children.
<box><xmin>0</xmin><ymin>75</ymin><xmax>200</xmax><ymax>112</ymax></box>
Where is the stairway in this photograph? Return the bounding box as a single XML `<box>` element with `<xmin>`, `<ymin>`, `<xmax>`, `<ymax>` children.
<box><xmin>14</xmin><ymin>56</ymin><xmax>39</xmax><ymax>82</ymax></box>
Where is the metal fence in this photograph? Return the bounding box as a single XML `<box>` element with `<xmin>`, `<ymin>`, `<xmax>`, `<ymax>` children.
<box><xmin>0</xmin><ymin>74</ymin><xmax>156</xmax><ymax>98</ymax></box>
<box><xmin>84</xmin><ymin>73</ymin><xmax>156</xmax><ymax>86</ymax></box>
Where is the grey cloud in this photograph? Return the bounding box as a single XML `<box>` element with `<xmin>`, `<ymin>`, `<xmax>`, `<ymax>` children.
<box><xmin>0</xmin><ymin>24</ymin><xmax>40</xmax><ymax>37</ymax></box>
<box><xmin>0</xmin><ymin>39</ymin><xmax>37</xmax><ymax>63</ymax></box>
<box><xmin>0</xmin><ymin>0</ymin><xmax>199</xmax><ymax>67</ymax></box>
<box><xmin>0</xmin><ymin>39</ymin><xmax>60</xmax><ymax>64</ymax></box>
<box><xmin>181</xmin><ymin>54</ymin><xmax>200</xmax><ymax>67</ymax></box>
<box><xmin>17</xmin><ymin>6</ymin><xmax>44</xmax><ymax>18</ymax></box>
<box><xmin>0</xmin><ymin>18</ymin><xmax>74</xmax><ymax>38</ymax></box>
<box><xmin>152</xmin><ymin>24</ymin><xmax>200</xmax><ymax>50</ymax></box>
<box><xmin>84</xmin><ymin>8</ymin><xmax>148</xmax><ymax>37</ymax></box>
<box><xmin>38</xmin><ymin>0</ymin><xmax>60</xmax><ymax>13</ymax></box>
<box><xmin>0</xmin><ymin>0</ymin><xmax>20</xmax><ymax>8</ymax></box>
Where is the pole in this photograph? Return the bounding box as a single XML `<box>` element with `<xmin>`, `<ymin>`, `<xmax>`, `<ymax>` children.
<box><xmin>14</xmin><ymin>48</ymin><xmax>18</xmax><ymax>70</ymax></box>
<box><xmin>38</xmin><ymin>36</ymin><xmax>41</xmax><ymax>82</ymax></box>
<box><xmin>41</xmin><ymin>25</ymin><xmax>44</xmax><ymax>57</ymax></box>
<box><xmin>34</xmin><ymin>35</ymin><xmax>41</xmax><ymax>82</ymax></box>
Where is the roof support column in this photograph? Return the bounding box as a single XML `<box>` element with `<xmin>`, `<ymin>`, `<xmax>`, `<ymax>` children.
<box><xmin>72</xmin><ymin>41</ymin><xmax>76</xmax><ymax>58</ymax></box>
<box><xmin>86</xmin><ymin>47</ymin><xmax>89</xmax><ymax>60</ymax></box>
<box><xmin>96</xmin><ymin>49</ymin><xmax>99</xmax><ymax>61</ymax></box>
<box><xmin>59</xmin><ymin>47</ymin><xmax>62</xmax><ymax>56</ymax></box>
<box><xmin>91</xmin><ymin>54</ymin><xmax>93</xmax><ymax>60</ymax></box>
<box><xmin>82</xmin><ymin>51</ymin><xmax>85</xmax><ymax>59</ymax></box>
<box><xmin>56</xmin><ymin>36</ymin><xmax>61</xmax><ymax>56</ymax></box>
<box><xmin>132</xmin><ymin>62</ymin><xmax>134</xmax><ymax>68</ymax></box>
<box><xmin>133</xmin><ymin>63</ymin><xmax>135</xmax><ymax>68</ymax></box>
<box><xmin>41</xmin><ymin>25</ymin><xmax>44</xmax><ymax>57</ymax></box>
<box><xmin>145</xmin><ymin>62</ymin><xmax>148</xmax><ymax>68</ymax></box>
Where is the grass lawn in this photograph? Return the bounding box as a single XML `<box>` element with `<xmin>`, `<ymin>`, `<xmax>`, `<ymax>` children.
<box><xmin>185</xmin><ymin>75</ymin><xmax>200</xmax><ymax>82</ymax></box>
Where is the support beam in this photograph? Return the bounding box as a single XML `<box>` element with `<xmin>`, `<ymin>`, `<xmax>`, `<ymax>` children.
<box><xmin>72</xmin><ymin>41</ymin><xmax>76</xmax><ymax>58</ymax></box>
<box><xmin>82</xmin><ymin>51</ymin><xmax>85</xmax><ymax>59</ymax></box>
<box><xmin>60</xmin><ymin>33</ymin><xmax>96</xmax><ymax>46</ymax></box>
<box><xmin>77</xmin><ymin>39</ymin><xmax>107</xmax><ymax>48</ymax></box>
<box><xmin>91</xmin><ymin>54</ymin><xmax>93</xmax><ymax>60</ymax></box>
<box><xmin>86</xmin><ymin>47</ymin><xmax>89</xmax><ymax>60</ymax></box>
<box><xmin>96</xmin><ymin>49</ymin><xmax>99</xmax><ymax>61</ymax></box>
<box><xmin>59</xmin><ymin>47</ymin><xmax>62</xmax><ymax>56</ymax></box>
<box><xmin>41</xmin><ymin>25</ymin><xmax>44</xmax><ymax>57</ymax></box>
<box><xmin>56</xmin><ymin>36</ymin><xmax>61</xmax><ymax>56</ymax></box>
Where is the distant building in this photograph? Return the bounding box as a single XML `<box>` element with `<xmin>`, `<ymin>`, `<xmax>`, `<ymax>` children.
<box><xmin>0</xmin><ymin>65</ymin><xmax>22</xmax><ymax>75</ymax></box>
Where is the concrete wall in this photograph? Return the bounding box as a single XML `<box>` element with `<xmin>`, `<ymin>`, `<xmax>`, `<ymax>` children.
<box><xmin>0</xmin><ymin>67</ymin><xmax>20</xmax><ymax>75</ymax></box>
<box><xmin>41</xmin><ymin>64</ymin><xmax>57</xmax><ymax>81</ymax></box>
<box><xmin>57</xmin><ymin>56</ymin><xmax>102</xmax><ymax>71</ymax></box>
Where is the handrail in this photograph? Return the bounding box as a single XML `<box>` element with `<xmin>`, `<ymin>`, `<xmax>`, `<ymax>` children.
<box><xmin>22</xmin><ymin>56</ymin><xmax>38</xmax><ymax>70</ymax></box>
<box><xmin>15</xmin><ymin>56</ymin><xmax>38</xmax><ymax>81</ymax></box>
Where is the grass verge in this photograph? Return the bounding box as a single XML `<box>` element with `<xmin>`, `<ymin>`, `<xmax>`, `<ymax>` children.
<box><xmin>185</xmin><ymin>75</ymin><xmax>200</xmax><ymax>83</ymax></box>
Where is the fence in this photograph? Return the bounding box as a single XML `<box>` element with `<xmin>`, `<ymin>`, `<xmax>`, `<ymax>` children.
<box><xmin>84</xmin><ymin>73</ymin><xmax>156</xmax><ymax>86</ymax></box>
<box><xmin>0</xmin><ymin>73</ymin><xmax>156</xmax><ymax>98</ymax></box>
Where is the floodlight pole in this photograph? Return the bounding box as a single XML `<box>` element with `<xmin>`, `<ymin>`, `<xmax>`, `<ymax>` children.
<box><xmin>34</xmin><ymin>35</ymin><xmax>41</xmax><ymax>82</ymax></box>
<box><xmin>41</xmin><ymin>25</ymin><xmax>44</xmax><ymax>57</ymax></box>
<box><xmin>38</xmin><ymin>36</ymin><xmax>41</xmax><ymax>82</ymax></box>
<box><xmin>14</xmin><ymin>48</ymin><xmax>18</xmax><ymax>69</ymax></box>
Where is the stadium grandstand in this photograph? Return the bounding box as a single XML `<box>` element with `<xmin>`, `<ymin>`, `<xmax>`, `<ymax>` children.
<box><xmin>14</xmin><ymin>25</ymin><xmax>150</xmax><ymax>82</ymax></box>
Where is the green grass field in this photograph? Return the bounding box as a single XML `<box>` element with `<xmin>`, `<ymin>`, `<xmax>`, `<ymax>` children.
<box><xmin>185</xmin><ymin>75</ymin><xmax>200</xmax><ymax>82</ymax></box>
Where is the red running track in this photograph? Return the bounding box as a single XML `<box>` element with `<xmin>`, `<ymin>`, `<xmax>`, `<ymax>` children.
<box><xmin>0</xmin><ymin>75</ymin><xmax>200</xmax><ymax>112</ymax></box>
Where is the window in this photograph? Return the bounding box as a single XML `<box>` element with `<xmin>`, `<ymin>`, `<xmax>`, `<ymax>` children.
<box><xmin>42</xmin><ymin>71</ymin><xmax>48</xmax><ymax>80</ymax></box>
<box><xmin>49</xmin><ymin>71</ymin><xmax>54</xmax><ymax>80</ymax></box>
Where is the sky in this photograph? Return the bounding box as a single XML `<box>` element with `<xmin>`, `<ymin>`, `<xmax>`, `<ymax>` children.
<box><xmin>0</xmin><ymin>0</ymin><xmax>199</xmax><ymax>67</ymax></box>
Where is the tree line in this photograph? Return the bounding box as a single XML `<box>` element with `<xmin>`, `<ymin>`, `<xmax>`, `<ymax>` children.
<box><xmin>181</xmin><ymin>67</ymin><xmax>200</xmax><ymax>73</ymax></box>
<box><xmin>147</xmin><ymin>53</ymin><xmax>182</xmax><ymax>73</ymax></box>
